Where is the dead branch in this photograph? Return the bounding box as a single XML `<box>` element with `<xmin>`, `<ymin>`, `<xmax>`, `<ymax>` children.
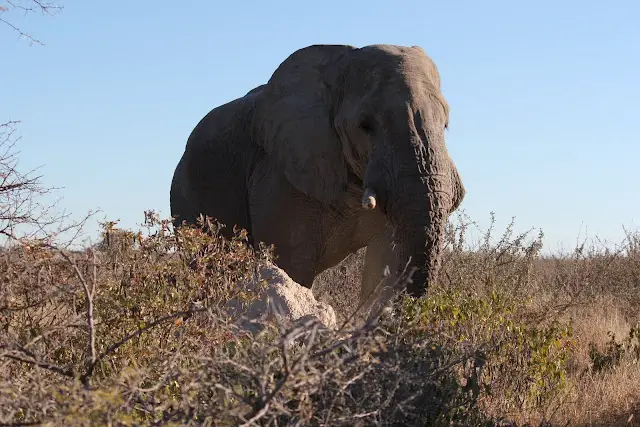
<box><xmin>0</xmin><ymin>344</ymin><xmax>74</xmax><ymax>378</ymax></box>
<box><xmin>0</xmin><ymin>0</ymin><xmax>63</xmax><ymax>46</ymax></box>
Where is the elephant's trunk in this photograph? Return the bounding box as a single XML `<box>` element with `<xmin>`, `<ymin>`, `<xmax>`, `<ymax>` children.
<box><xmin>393</xmin><ymin>201</ymin><xmax>448</xmax><ymax>297</ymax></box>
<box><xmin>366</xmin><ymin>131</ymin><xmax>453</xmax><ymax>298</ymax></box>
<box><xmin>387</xmin><ymin>174</ymin><xmax>449</xmax><ymax>297</ymax></box>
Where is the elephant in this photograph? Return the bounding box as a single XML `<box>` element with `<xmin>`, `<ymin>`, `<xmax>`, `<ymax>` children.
<box><xmin>170</xmin><ymin>44</ymin><xmax>465</xmax><ymax>318</ymax></box>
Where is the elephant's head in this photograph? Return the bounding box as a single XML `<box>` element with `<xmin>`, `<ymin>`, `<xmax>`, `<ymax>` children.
<box><xmin>254</xmin><ymin>44</ymin><xmax>465</xmax><ymax>297</ymax></box>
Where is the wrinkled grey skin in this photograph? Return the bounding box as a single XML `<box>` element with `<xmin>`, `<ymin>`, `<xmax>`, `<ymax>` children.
<box><xmin>170</xmin><ymin>44</ymin><xmax>465</xmax><ymax>316</ymax></box>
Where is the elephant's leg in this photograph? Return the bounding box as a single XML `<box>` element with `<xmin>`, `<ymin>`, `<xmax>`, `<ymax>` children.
<box><xmin>359</xmin><ymin>226</ymin><xmax>400</xmax><ymax>319</ymax></box>
<box><xmin>249</xmin><ymin>159</ymin><xmax>322</xmax><ymax>288</ymax></box>
<box><xmin>268</xmin><ymin>243</ymin><xmax>318</xmax><ymax>287</ymax></box>
<box><xmin>252</xmin><ymin>215</ymin><xmax>320</xmax><ymax>287</ymax></box>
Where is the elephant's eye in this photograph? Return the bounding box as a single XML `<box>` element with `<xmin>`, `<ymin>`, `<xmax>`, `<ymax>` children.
<box><xmin>359</xmin><ymin>118</ymin><xmax>375</xmax><ymax>134</ymax></box>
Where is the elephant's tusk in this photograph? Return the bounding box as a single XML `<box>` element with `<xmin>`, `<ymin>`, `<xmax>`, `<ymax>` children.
<box><xmin>361</xmin><ymin>188</ymin><xmax>377</xmax><ymax>210</ymax></box>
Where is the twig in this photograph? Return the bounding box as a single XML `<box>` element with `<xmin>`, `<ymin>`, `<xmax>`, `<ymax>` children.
<box><xmin>0</xmin><ymin>0</ymin><xmax>64</xmax><ymax>46</ymax></box>
<box><xmin>239</xmin><ymin>404</ymin><xmax>270</xmax><ymax>427</ymax></box>
<box><xmin>80</xmin><ymin>306</ymin><xmax>207</xmax><ymax>383</ymax></box>
<box><xmin>56</xmin><ymin>248</ymin><xmax>96</xmax><ymax>371</ymax></box>
<box><xmin>0</xmin><ymin>16</ymin><xmax>43</xmax><ymax>45</ymax></box>
<box><xmin>0</xmin><ymin>345</ymin><xmax>74</xmax><ymax>378</ymax></box>
<box><xmin>0</xmin><ymin>421</ymin><xmax>42</xmax><ymax>426</ymax></box>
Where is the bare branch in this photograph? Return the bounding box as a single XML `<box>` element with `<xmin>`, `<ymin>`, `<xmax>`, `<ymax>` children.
<box><xmin>0</xmin><ymin>344</ymin><xmax>74</xmax><ymax>378</ymax></box>
<box><xmin>80</xmin><ymin>306</ymin><xmax>208</xmax><ymax>383</ymax></box>
<box><xmin>54</xmin><ymin>247</ymin><xmax>96</xmax><ymax>372</ymax></box>
<box><xmin>0</xmin><ymin>0</ymin><xmax>64</xmax><ymax>46</ymax></box>
<box><xmin>0</xmin><ymin>121</ymin><xmax>96</xmax><ymax>247</ymax></box>
<box><xmin>0</xmin><ymin>15</ymin><xmax>43</xmax><ymax>45</ymax></box>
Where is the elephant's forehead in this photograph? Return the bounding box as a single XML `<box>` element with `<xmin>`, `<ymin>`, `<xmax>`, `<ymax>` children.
<box><xmin>355</xmin><ymin>45</ymin><xmax>437</xmax><ymax>70</ymax></box>
<box><xmin>352</xmin><ymin>45</ymin><xmax>440</xmax><ymax>89</ymax></box>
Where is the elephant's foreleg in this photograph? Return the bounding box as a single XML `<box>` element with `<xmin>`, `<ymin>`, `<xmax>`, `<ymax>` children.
<box><xmin>359</xmin><ymin>226</ymin><xmax>400</xmax><ymax>320</ymax></box>
<box><xmin>249</xmin><ymin>159</ymin><xmax>322</xmax><ymax>288</ymax></box>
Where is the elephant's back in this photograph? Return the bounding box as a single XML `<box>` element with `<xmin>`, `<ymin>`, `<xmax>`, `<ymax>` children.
<box><xmin>185</xmin><ymin>94</ymin><xmax>252</xmax><ymax>147</ymax></box>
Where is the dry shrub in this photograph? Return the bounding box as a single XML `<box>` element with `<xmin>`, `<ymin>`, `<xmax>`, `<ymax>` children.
<box><xmin>0</xmin><ymin>212</ymin><xmax>272</xmax><ymax>424</ymax></box>
<box><xmin>534</xmin><ymin>231</ymin><xmax>640</xmax><ymax>321</ymax></box>
<box><xmin>1</xmin><ymin>210</ymin><xmax>565</xmax><ymax>426</ymax></box>
<box><xmin>2</xmin><ymin>206</ymin><xmax>640</xmax><ymax>426</ymax></box>
<box><xmin>314</xmin><ymin>212</ymin><xmax>640</xmax><ymax>425</ymax></box>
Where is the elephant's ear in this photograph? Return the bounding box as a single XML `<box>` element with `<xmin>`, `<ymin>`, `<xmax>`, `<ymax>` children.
<box><xmin>255</xmin><ymin>44</ymin><xmax>355</xmax><ymax>205</ymax></box>
<box><xmin>450</xmin><ymin>166</ymin><xmax>466</xmax><ymax>212</ymax></box>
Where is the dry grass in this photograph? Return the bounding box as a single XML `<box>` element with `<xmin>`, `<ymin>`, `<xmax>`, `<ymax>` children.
<box><xmin>540</xmin><ymin>298</ymin><xmax>640</xmax><ymax>426</ymax></box>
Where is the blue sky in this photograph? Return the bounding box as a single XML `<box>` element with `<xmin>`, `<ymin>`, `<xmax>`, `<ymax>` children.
<box><xmin>1</xmin><ymin>0</ymin><xmax>639</xmax><ymax>253</ymax></box>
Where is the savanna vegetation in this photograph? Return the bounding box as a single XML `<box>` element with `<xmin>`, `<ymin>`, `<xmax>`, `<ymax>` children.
<box><xmin>3</xmin><ymin>3</ymin><xmax>640</xmax><ymax>425</ymax></box>
<box><xmin>3</xmin><ymin>141</ymin><xmax>640</xmax><ymax>425</ymax></box>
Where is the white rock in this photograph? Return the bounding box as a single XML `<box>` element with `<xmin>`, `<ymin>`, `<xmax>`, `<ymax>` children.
<box><xmin>226</xmin><ymin>261</ymin><xmax>337</xmax><ymax>332</ymax></box>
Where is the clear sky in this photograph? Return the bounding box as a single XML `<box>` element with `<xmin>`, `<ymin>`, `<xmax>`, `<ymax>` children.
<box><xmin>1</xmin><ymin>0</ymin><xmax>639</xmax><ymax>253</ymax></box>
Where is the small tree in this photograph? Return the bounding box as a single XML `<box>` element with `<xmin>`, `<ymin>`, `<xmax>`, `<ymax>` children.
<box><xmin>0</xmin><ymin>120</ymin><xmax>65</xmax><ymax>243</ymax></box>
<box><xmin>0</xmin><ymin>1</ymin><xmax>91</xmax><ymax>248</ymax></box>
